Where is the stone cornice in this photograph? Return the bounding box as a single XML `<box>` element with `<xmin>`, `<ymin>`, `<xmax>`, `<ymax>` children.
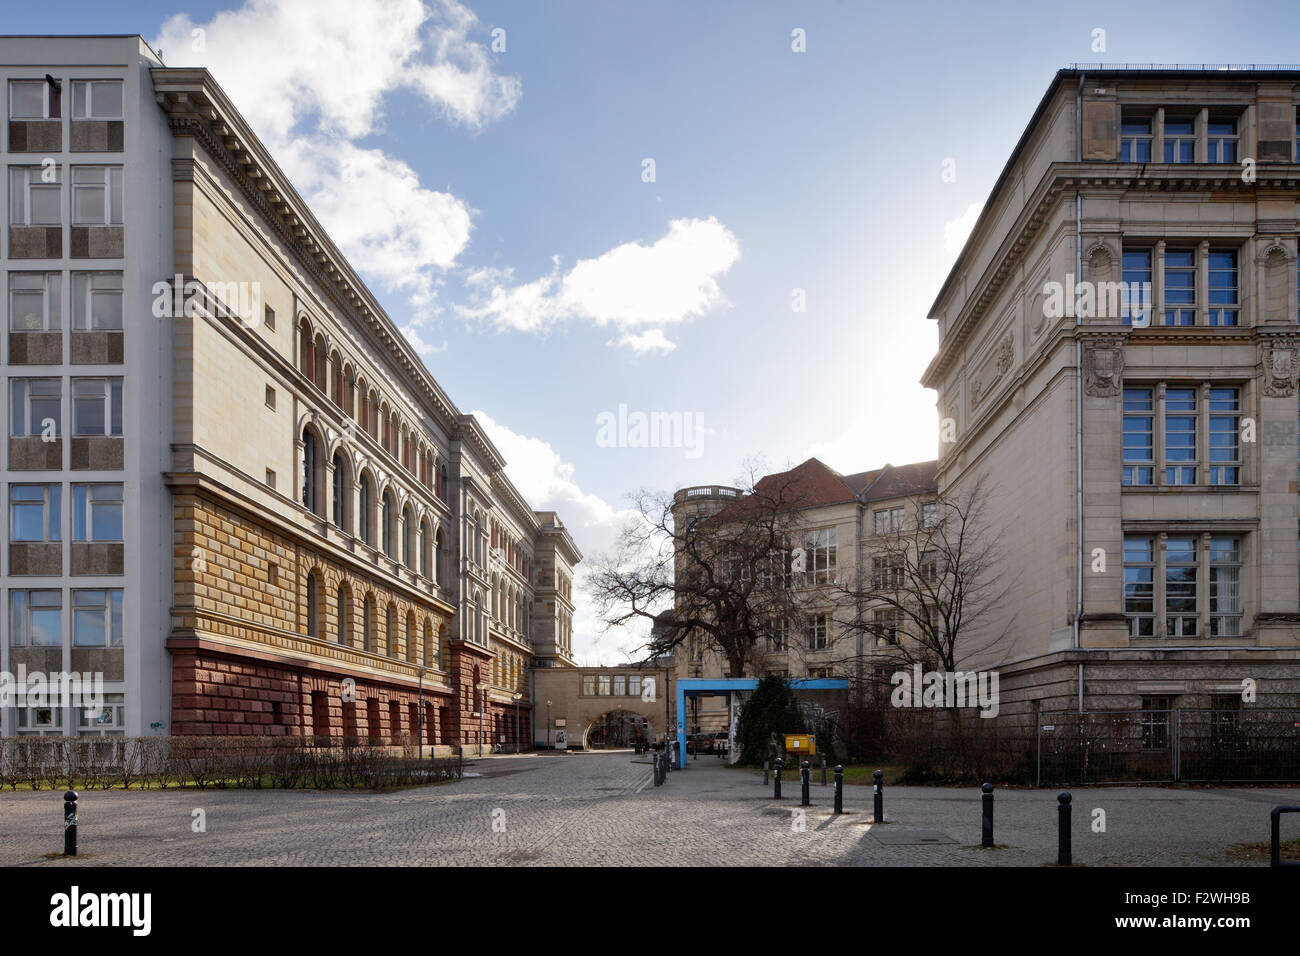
<box><xmin>923</xmin><ymin>161</ymin><xmax>1300</xmax><ymax>388</ymax></box>
<box><xmin>152</xmin><ymin>68</ymin><xmax>462</xmax><ymax>442</ymax></box>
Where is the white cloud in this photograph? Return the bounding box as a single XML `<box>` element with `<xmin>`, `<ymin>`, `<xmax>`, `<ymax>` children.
<box><xmin>471</xmin><ymin>409</ymin><xmax>650</xmax><ymax>663</ymax></box>
<box><xmin>943</xmin><ymin>201</ymin><xmax>983</xmax><ymax>258</ymax></box>
<box><xmin>154</xmin><ymin>0</ymin><xmax>519</xmax><ymax>318</ymax></box>
<box><xmin>458</xmin><ymin>217</ymin><xmax>740</xmax><ymax>349</ymax></box>
<box><xmin>610</xmin><ymin>329</ymin><xmax>676</xmax><ymax>354</ymax></box>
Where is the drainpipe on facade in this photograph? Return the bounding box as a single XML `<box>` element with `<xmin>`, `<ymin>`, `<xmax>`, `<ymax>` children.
<box><xmin>1074</xmin><ymin>73</ymin><xmax>1086</xmax><ymax>713</ymax></box>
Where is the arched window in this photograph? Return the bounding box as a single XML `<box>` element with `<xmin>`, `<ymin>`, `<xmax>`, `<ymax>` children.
<box><xmin>403</xmin><ymin>506</ymin><xmax>415</xmax><ymax>567</ymax></box>
<box><xmin>381</xmin><ymin>403</ymin><xmax>391</xmax><ymax>451</ymax></box>
<box><xmin>337</xmin><ymin>584</ymin><xmax>350</xmax><ymax>646</ymax></box>
<box><xmin>421</xmin><ymin>520</ymin><xmax>432</xmax><ymax>579</ymax></box>
<box><xmin>423</xmin><ymin>620</ymin><xmax>433</xmax><ymax>667</ymax></box>
<box><xmin>435</xmin><ymin>528</ymin><xmax>446</xmax><ymax>586</ymax></box>
<box><xmin>358</xmin><ymin>473</ymin><xmax>373</xmax><ymax>547</ymax></box>
<box><xmin>438</xmin><ymin>463</ymin><xmax>448</xmax><ymax>501</ymax></box>
<box><xmin>406</xmin><ymin>611</ymin><xmax>416</xmax><ymax>663</ymax></box>
<box><xmin>298</xmin><ymin>318</ymin><xmax>313</xmax><ymax>379</ymax></box>
<box><xmin>343</xmin><ymin>365</ymin><xmax>354</xmax><ymax>418</ymax></box>
<box><xmin>357</xmin><ymin>379</ymin><xmax>369</xmax><ymax>430</ymax></box>
<box><xmin>332</xmin><ymin>451</ymin><xmax>346</xmax><ymax>528</ymax></box>
<box><xmin>472</xmin><ymin>591</ymin><xmax>482</xmax><ymax>644</ymax></box>
<box><xmin>313</xmin><ymin>335</ymin><xmax>327</xmax><ymax>391</ymax></box>
<box><xmin>363</xmin><ymin>594</ymin><xmax>375</xmax><ymax>652</ymax></box>
<box><xmin>385</xmin><ymin>604</ymin><xmax>396</xmax><ymax>658</ymax></box>
<box><xmin>306</xmin><ymin>573</ymin><xmax>319</xmax><ymax>638</ymax></box>
<box><xmin>301</xmin><ymin>430</ymin><xmax>319</xmax><ymax>515</ymax></box>
<box><xmin>382</xmin><ymin>492</ymin><xmax>395</xmax><ymax>557</ymax></box>
<box><xmin>330</xmin><ymin>350</ymin><xmax>343</xmax><ymax>406</ymax></box>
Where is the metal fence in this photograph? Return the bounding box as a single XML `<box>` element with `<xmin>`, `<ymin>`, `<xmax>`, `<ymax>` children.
<box><xmin>1037</xmin><ymin>709</ymin><xmax>1300</xmax><ymax>786</ymax></box>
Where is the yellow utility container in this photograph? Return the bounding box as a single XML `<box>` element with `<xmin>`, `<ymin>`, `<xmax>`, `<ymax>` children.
<box><xmin>784</xmin><ymin>734</ymin><xmax>816</xmax><ymax>755</ymax></box>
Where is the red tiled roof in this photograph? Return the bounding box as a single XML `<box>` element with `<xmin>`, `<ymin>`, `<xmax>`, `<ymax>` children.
<box><xmin>861</xmin><ymin>460</ymin><xmax>938</xmax><ymax>502</ymax></box>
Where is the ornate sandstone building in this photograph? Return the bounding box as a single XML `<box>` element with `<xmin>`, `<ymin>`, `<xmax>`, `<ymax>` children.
<box><xmin>925</xmin><ymin>66</ymin><xmax>1300</xmax><ymax>718</ymax></box>
<box><xmin>0</xmin><ymin>36</ymin><xmax>578</xmax><ymax>749</ymax></box>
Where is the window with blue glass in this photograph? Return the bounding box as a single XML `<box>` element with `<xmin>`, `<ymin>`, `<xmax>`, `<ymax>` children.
<box><xmin>1206</xmin><ymin>118</ymin><xmax>1237</xmax><ymax>163</ymax></box>
<box><xmin>1163</xmin><ymin>249</ymin><xmax>1196</xmax><ymax>326</ymax></box>
<box><xmin>1165</xmin><ymin>537</ymin><xmax>1199</xmax><ymax>637</ymax></box>
<box><xmin>1207</xmin><ymin>387</ymin><xmax>1240</xmax><ymax>485</ymax></box>
<box><xmin>1123</xmin><ymin>387</ymin><xmax>1154</xmax><ymax>485</ymax></box>
<box><xmin>1123</xmin><ymin>536</ymin><xmax>1155</xmax><ymax>638</ymax></box>
<box><xmin>1165</xmin><ymin>388</ymin><xmax>1197</xmax><ymax>484</ymax></box>
<box><xmin>1164</xmin><ymin>117</ymin><xmax>1195</xmax><ymax>162</ymax></box>
<box><xmin>1207</xmin><ymin>249</ymin><xmax>1238</xmax><ymax>326</ymax></box>
<box><xmin>1121</xmin><ymin>115</ymin><xmax>1152</xmax><ymax>162</ymax></box>
<box><xmin>1121</xmin><ymin>248</ymin><xmax>1152</xmax><ymax>325</ymax></box>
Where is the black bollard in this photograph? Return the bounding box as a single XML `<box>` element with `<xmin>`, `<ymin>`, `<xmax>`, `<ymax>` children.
<box><xmin>63</xmin><ymin>790</ymin><xmax>78</xmax><ymax>857</ymax></box>
<box><xmin>833</xmin><ymin>765</ymin><xmax>843</xmax><ymax>815</ymax></box>
<box><xmin>763</xmin><ymin>759</ymin><xmax>770</xmax><ymax>786</ymax></box>
<box><xmin>774</xmin><ymin>758</ymin><xmax>783</xmax><ymax>799</ymax></box>
<box><xmin>873</xmin><ymin>769</ymin><xmax>884</xmax><ymax>823</ymax></box>
<box><xmin>821</xmin><ymin>754</ymin><xmax>827</xmax><ymax>786</ymax></box>
<box><xmin>1057</xmin><ymin>792</ymin><xmax>1072</xmax><ymax>865</ymax></box>
<box><xmin>801</xmin><ymin>760</ymin><xmax>811</xmax><ymax>807</ymax></box>
<box><xmin>981</xmin><ymin>782</ymin><xmax>994</xmax><ymax>847</ymax></box>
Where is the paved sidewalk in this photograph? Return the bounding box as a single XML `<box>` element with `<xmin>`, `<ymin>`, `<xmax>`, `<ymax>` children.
<box><xmin>0</xmin><ymin>752</ymin><xmax>1290</xmax><ymax>866</ymax></box>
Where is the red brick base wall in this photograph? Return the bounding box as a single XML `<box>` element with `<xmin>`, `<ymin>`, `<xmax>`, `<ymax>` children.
<box><xmin>169</xmin><ymin>642</ymin><xmax>531</xmax><ymax>749</ymax></box>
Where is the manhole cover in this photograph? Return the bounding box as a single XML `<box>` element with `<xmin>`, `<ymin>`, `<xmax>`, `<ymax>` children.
<box><xmin>871</xmin><ymin>829</ymin><xmax>957</xmax><ymax>846</ymax></box>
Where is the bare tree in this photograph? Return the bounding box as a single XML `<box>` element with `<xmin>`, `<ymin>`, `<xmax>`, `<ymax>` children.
<box><xmin>590</xmin><ymin>463</ymin><xmax>821</xmax><ymax>677</ymax></box>
<box><xmin>826</xmin><ymin>475</ymin><xmax>1014</xmax><ymax>699</ymax></box>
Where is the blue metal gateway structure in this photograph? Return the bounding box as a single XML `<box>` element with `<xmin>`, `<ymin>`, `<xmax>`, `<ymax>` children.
<box><xmin>673</xmin><ymin>677</ymin><xmax>849</xmax><ymax>768</ymax></box>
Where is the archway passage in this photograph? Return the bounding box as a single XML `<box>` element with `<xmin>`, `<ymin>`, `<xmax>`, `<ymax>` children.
<box><xmin>584</xmin><ymin>710</ymin><xmax>654</xmax><ymax>750</ymax></box>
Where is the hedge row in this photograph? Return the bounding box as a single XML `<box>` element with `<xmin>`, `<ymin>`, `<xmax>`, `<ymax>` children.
<box><xmin>0</xmin><ymin>736</ymin><xmax>463</xmax><ymax>791</ymax></box>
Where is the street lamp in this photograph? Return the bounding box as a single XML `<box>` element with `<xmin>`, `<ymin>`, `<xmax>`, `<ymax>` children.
<box><xmin>546</xmin><ymin>699</ymin><xmax>553</xmax><ymax>749</ymax></box>
<box><xmin>417</xmin><ymin>665</ymin><xmax>430</xmax><ymax>761</ymax></box>
<box><xmin>512</xmin><ymin>692</ymin><xmax>523</xmax><ymax>753</ymax></box>
<box><xmin>476</xmin><ymin>682</ymin><xmax>487</xmax><ymax>756</ymax></box>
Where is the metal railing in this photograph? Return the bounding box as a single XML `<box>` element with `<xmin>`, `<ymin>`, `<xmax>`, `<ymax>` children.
<box><xmin>1037</xmin><ymin>709</ymin><xmax>1300</xmax><ymax>786</ymax></box>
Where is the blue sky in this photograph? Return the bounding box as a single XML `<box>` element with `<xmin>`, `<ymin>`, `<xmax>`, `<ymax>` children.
<box><xmin>9</xmin><ymin>0</ymin><xmax>1298</xmax><ymax>660</ymax></box>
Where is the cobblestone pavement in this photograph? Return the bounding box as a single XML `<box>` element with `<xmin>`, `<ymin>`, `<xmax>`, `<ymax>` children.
<box><xmin>0</xmin><ymin>752</ymin><xmax>1292</xmax><ymax>866</ymax></box>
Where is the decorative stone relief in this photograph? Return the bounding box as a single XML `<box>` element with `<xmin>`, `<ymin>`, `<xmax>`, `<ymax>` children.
<box><xmin>1082</xmin><ymin>336</ymin><xmax>1125</xmax><ymax>397</ymax></box>
<box><xmin>1259</xmin><ymin>335</ymin><xmax>1299</xmax><ymax>397</ymax></box>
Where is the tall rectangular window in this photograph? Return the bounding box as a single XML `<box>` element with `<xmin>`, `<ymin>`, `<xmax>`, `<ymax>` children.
<box><xmin>1209</xmin><ymin>537</ymin><xmax>1241</xmax><ymax>638</ymax></box>
<box><xmin>613</xmin><ymin>675</ymin><xmax>626</xmax><ymax>696</ymax></box>
<box><xmin>9</xmin><ymin>272</ymin><xmax>61</xmax><ymax>330</ymax></box>
<box><xmin>1207</xmin><ymin>387</ymin><xmax>1240</xmax><ymax>485</ymax></box>
<box><xmin>72</xmin><ymin>588</ymin><xmax>123</xmax><ymax>646</ymax></box>
<box><xmin>70</xmin><ymin>80</ymin><xmax>123</xmax><ymax>120</ymax></box>
<box><xmin>1163</xmin><ymin>117</ymin><xmax>1195</xmax><ymax>163</ymax></box>
<box><xmin>1163</xmin><ymin>249</ymin><xmax>1196</xmax><ymax>326</ymax></box>
<box><xmin>806</xmin><ymin>613</ymin><xmax>829</xmax><ymax>650</ymax></box>
<box><xmin>1123</xmin><ymin>536</ymin><xmax>1155</xmax><ymax>638</ymax></box>
<box><xmin>1207</xmin><ymin>249</ymin><xmax>1238</xmax><ymax>326</ymax></box>
<box><xmin>1121</xmin><ymin>248</ymin><xmax>1152</xmax><ymax>325</ymax></box>
<box><xmin>72</xmin><ymin>483</ymin><xmax>123</xmax><ymax>541</ymax></box>
<box><xmin>9</xmin><ymin>166</ymin><xmax>62</xmax><ymax>225</ymax></box>
<box><xmin>10</xmin><ymin>378</ymin><xmax>61</xmax><ymax>436</ymax></box>
<box><xmin>582</xmin><ymin>675</ymin><xmax>595</xmax><ymax>696</ymax></box>
<box><xmin>1164</xmin><ymin>388</ymin><xmax>1198</xmax><ymax>485</ymax></box>
<box><xmin>1206</xmin><ymin>117</ymin><xmax>1238</xmax><ymax>163</ymax></box>
<box><xmin>921</xmin><ymin>502</ymin><xmax>938</xmax><ymax>528</ymax></box>
<box><xmin>1122</xmin><ymin>387</ymin><xmax>1154</xmax><ymax>485</ymax></box>
<box><xmin>1165</xmin><ymin>536</ymin><xmax>1198</xmax><ymax>638</ymax></box>
<box><xmin>72</xmin><ymin>378</ymin><xmax>123</xmax><ymax>435</ymax></box>
<box><xmin>70</xmin><ymin>166</ymin><xmax>123</xmax><ymax>226</ymax></box>
<box><xmin>1120</xmin><ymin>114</ymin><xmax>1152</xmax><ymax>162</ymax></box>
<box><xmin>1141</xmin><ymin>697</ymin><xmax>1172</xmax><ymax>751</ymax></box>
<box><xmin>597</xmin><ymin>675</ymin><xmax>611</xmax><ymax>696</ymax></box>
<box><xmin>10</xmin><ymin>484</ymin><xmax>60</xmax><ymax>542</ymax></box>
<box><xmin>10</xmin><ymin>589</ymin><xmax>62</xmax><ymax>646</ymax></box>
<box><xmin>803</xmin><ymin>527</ymin><xmax>837</xmax><ymax>584</ymax></box>
<box><xmin>71</xmin><ymin>272</ymin><xmax>123</xmax><ymax>330</ymax></box>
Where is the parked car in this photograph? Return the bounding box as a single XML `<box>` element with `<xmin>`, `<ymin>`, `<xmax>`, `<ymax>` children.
<box><xmin>712</xmin><ymin>732</ymin><xmax>730</xmax><ymax>755</ymax></box>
